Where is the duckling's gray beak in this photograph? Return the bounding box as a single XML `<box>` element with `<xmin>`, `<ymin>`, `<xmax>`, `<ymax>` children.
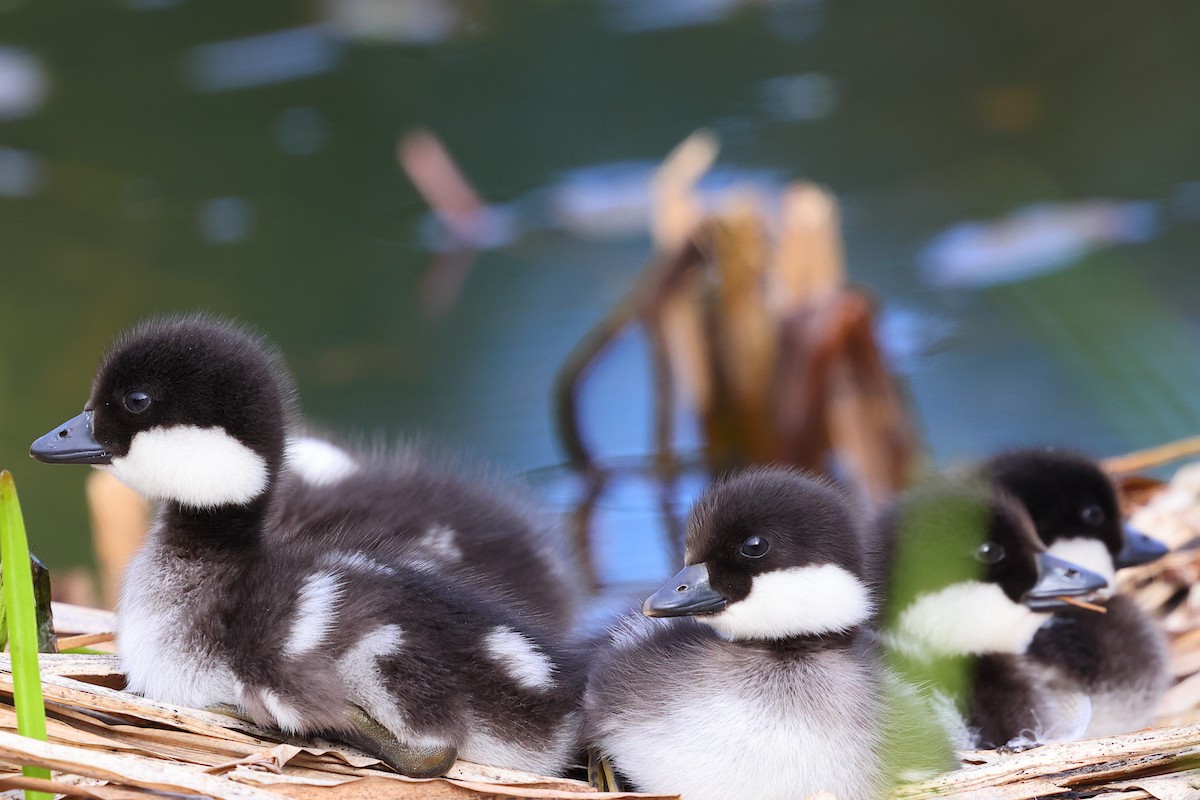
<box><xmin>30</xmin><ymin>411</ymin><xmax>113</xmax><ymax>465</ymax></box>
<box><xmin>643</xmin><ymin>563</ymin><xmax>728</xmax><ymax>618</ymax></box>
<box><xmin>1115</xmin><ymin>526</ymin><xmax>1168</xmax><ymax>569</ymax></box>
<box><xmin>1023</xmin><ymin>552</ymin><xmax>1108</xmax><ymax>611</ymax></box>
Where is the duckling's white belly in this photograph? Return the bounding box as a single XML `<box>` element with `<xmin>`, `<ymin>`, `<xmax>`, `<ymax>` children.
<box><xmin>601</xmin><ymin>648</ymin><xmax>884</xmax><ymax>800</ymax></box>
<box><xmin>117</xmin><ymin>542</ymin><xmax>240</xmax><ymax>709</ymax></box>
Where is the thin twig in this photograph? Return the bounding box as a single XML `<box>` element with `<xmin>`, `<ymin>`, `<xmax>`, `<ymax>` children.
<box><xmin>1102</xmin><ymin>436</ymin><xmax>1200</xmax><ymax>475</ymax></box>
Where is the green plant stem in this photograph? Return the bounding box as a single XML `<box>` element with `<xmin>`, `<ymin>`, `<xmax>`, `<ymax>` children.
<box><xmin>1</xmin><ymin>471</ymin><xmax>53</xmax><ymax>800</ymax></box>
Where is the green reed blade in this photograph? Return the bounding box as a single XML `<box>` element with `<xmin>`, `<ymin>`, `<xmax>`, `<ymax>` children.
<box><xmin>0</xmin><ymin>471</ymin><xmax>53</xmax><ymax>800</ymax></box>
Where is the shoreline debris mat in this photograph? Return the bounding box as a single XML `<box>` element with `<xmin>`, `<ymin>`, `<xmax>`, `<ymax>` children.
<box><xmin>0</xmin><ymin>652</ymin><xmax>671</xmax><ymax>800</ymax></box>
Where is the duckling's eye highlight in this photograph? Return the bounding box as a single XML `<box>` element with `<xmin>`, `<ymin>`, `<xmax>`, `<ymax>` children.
<box><xmin>740</xmin><ymin>536</ymin><xmax>770</xmax><ymax>558</ymax></box>
<box><xmin>123</xmin><ymin>391</ymin><xmax>151</xmax><ymax>414</ymax></box>
<box><xmin>974</xmin><ymin>541</ymin><xmax>1005</xmax><ymax>565</ymax></box>
<box><xmin>1081</xmin><ymin>504</ymin><xmax>1105</xmax><ymax>526</ymax></box>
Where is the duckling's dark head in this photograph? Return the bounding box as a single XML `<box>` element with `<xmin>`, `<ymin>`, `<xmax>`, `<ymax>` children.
<box><xmin>986</xmin><ymin>448</ymin><xmax>1167</xmax><ymax>576</ymax></box>
<box><xmin>31</xmin><ymin>314</ymin><xmax>297</xmax><ymax>510</ymax></box>
<box><xmin>644</xmin><ymin>467</ymin><xmax>873</xmax><ymax>640</ymax></box>
<box><xmin>882</xmin><ymin>480</ymin><xmax>1107</xmax><ymax>656</ymax></box>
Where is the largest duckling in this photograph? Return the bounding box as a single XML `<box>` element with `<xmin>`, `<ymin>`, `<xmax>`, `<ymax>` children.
<box><xmin>585</xmin><ymin>467</ymin><xmax>888</xmax><ymax>800</ymax></box>
<box><xmin>30</xmin><ymin>315</ymin><xmax>583</xmax><ymax>775</ymax></box>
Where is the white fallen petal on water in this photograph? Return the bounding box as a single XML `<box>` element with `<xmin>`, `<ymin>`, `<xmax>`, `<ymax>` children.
<box><xmin>0</xmin><ymin>47</ymin><xmax>49</xmax><ymax>120</ymax></box>
<box><xmin>323</xmin><ymin>0</ymin><xmax>460</xmax><ymax>44</ymax></box>
<box><xmin>920</xmin><ymin>199</ymin><xmax>1160</xmax><ymax>289</ymax></box>
<box><xmin>184</xmin><ymin>26</ymin><xmax>340</xmax><ymax>93</ymax></box>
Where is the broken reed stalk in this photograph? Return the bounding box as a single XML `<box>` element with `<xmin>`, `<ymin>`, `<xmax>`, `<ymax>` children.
<box><xmin>554</xmin><ymin>235</ymin><xmax>711</xmax><ymax>470</ymax></box>
<box><xmin>1102</xmin><ymin>435</ymin><xmax>1200</xmax><ymax>475</ymax></box>
<box><xmin>554</xmin><ymin>130</ymin><xmax>917</xmax><ymax>505</ymax></box>
<box><xmin>0</xmin><ymin>472</ymin><xmax>52</xmax><ymax>800</ymax></box>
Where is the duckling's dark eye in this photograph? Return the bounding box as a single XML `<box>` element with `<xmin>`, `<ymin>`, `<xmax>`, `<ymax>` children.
<box><xmin>1081</xmin><ymin>505</ymin><xmax>1105</xmax><ymax>526</ymax></box>
<box><xmin>123</xmin><ymin>391</ymin><xmax>151</xmax><ymax>414</ymax></box>
<box><xmin>974</xmin><ymin>541</ymin><xmax>1005</xmax><ymax>565</ymax></box>
<box><xmin>740</xmin><ymin>536</ymin><xmax>770</xmax><ymax>559</ymax></box>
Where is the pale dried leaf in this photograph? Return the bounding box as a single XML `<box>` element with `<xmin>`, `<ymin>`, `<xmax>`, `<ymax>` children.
<box><xmin>0</xmin><ymin>669</ymin><xmax>273</xmax><ymax>743</ymax></box>
<box><xmin>0</xmin><ymin>730</ymin><xmax>285</xmax><ymax>799</ymax></box>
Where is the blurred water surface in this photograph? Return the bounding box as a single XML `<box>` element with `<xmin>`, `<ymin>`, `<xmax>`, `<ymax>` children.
<box><xmin>2</xmin><ymin>1</ymin><xmax>1200</xmax><ymax>599</ymax></box>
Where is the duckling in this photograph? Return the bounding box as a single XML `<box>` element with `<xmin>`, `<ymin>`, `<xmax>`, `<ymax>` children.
<box><xmin>878</xmin><ymin>480</ymin><xmax>1109</xmax><ymax>750</ymax></box>
<box><xmin>585</xmin><ymin>467</ymin><xmax>888</xmax><ymax>800</ymax></box>
<box><xmin>985</xmin><ymin>448</ymin><xmax>1170</xmax><ymax>736</ymax></box>
<box><xmin>32</xmin><ymin>315</ymin><xmax>576</xmax><ymax>632</ymax></box>
<box><xmin>30</xmin><ymin>315</ymin><xmax>584</xmax><ymax>776</ymax></box>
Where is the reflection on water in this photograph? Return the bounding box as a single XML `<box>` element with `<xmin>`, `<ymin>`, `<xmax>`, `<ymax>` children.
<box><xmin>417</xmin><ymin>160</ymin><xmax>789</xmax><ymax>251</ymax></box>
<box><xmin>529</xmin><ymin>456</ymin><xmax>712</xmax><ymax>634</ymax></box>
<box><xmin>2</xmin><ymin>1</ymin><xmax>1200</xmax><ymax>605</ymax></box>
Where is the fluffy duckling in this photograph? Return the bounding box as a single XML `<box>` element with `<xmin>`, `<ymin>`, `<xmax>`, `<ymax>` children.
<box><xmin>985</xmin><ymin>449</ymin><xmax>1170</xmax><ymax>736</ymax></box>
<box><xmin>33</xmin><ymin>315</ymin><xmax>575</xmax><ymax>630</ymax></box>
<box><xmin>585</xmin><ymin>468</ymin><xmax>888</xmax><ymax>800</ymax></box>
<box><xmin>30</xmin><ymin>315</ymin><xmax>583</xmax><ymax>776</ymax></box>
<box><xmin>878</xmin><ymin>480</ymin><xmax>1108</xmax><ymax>750</ymax></box>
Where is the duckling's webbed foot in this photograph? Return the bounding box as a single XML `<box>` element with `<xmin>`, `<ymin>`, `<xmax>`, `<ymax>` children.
<box><xmin>344</xmin><ymin>706</ymin><xmax>457</xmax><ymax>778</ymax></box>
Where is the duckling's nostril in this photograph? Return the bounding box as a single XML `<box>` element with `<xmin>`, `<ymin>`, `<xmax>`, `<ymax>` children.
<box><xmin>57</xmin><ymin>428</ymin><xmax>69</xmax><ymax>439</ymax></box>
<box><xmin>676</xmin><ymin>584</ymin><xmax>689</xmax><ymax>593</ymax></box>
<box><xmin>1064</xmin><ymin>567</ymin><xmax>1080</xmax><ymax>579</ymax></box>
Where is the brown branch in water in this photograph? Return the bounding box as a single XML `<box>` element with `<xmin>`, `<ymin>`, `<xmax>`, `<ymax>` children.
<box><xmin>553</xmin><ymin>235</ymin><xmax>711</xmax><ymax>470</ymax></box>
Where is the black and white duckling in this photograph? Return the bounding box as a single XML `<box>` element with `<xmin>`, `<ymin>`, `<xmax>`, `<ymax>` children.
<box><xmin>585</xmin><ymin>468</ymin><xmax>888</xmax><ymax>800</ymax></box>
<box><xmin>878</xmin><ymin>480</ymin><xmax>1109</xmax><ymax>750</ymax></box>
<box><xmin>985</xmin><ymin>449</ymin><xmax>1170</xmax><ymax>736</ymax></box>
<box><xmin>30</xmin><ymin>315</ymin><xmax>584</xmax><ymax>776</ymax></box>
<box><xmin>32</xmin><ymin>315</ymin><xmax>575</xmax><ymax>631</ymax></box>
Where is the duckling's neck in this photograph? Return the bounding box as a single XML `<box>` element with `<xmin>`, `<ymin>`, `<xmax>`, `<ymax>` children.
<box><xmin>751</xmin><ymin>628</ymin><xmax>864</xmax><ymax>657</ymax></box>
<box><xmin>160</xmin><ymin>498</ymin><xmax>271</xmax><ymax>553</ymax></box>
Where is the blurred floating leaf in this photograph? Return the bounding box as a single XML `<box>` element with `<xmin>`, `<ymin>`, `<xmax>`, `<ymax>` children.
<box><xmin>878</xmin><ymin>481</ymin><xmax>994</xmax><ymax>782</ymax></box>
<box><xmin>0</xmin><ymin>471</ymin><xmax>53</xmax><ymax>800</ymax></box>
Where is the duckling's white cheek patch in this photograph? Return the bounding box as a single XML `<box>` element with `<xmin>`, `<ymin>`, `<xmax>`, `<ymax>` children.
<box><xmin>109</xmin><ymin>425</ymin><xmax>268</xmax><ymax>508</ymax></box>
<box><xmin>893</xmin><ymin>581</ymin><xmax>1047</xmax><ymax>656</ymax></box>
<box><xmin>484</xmin><ymin>626</ymin><xmax>556</xmax><ymax>691</ymax></box>
<box><xmin>284</xmin><ymin>437</ymin><xmax>359</xmax><ymax>487</ymax></box>
<box><xmin>1048</xmin><ymin>538</ymin><xmax>1116</xmax><ymax>591</ymax></box>
<box><xmin>702</xmin><ymin>564</ymin><xmax>873</xmax><ymax>640</ymax></box>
